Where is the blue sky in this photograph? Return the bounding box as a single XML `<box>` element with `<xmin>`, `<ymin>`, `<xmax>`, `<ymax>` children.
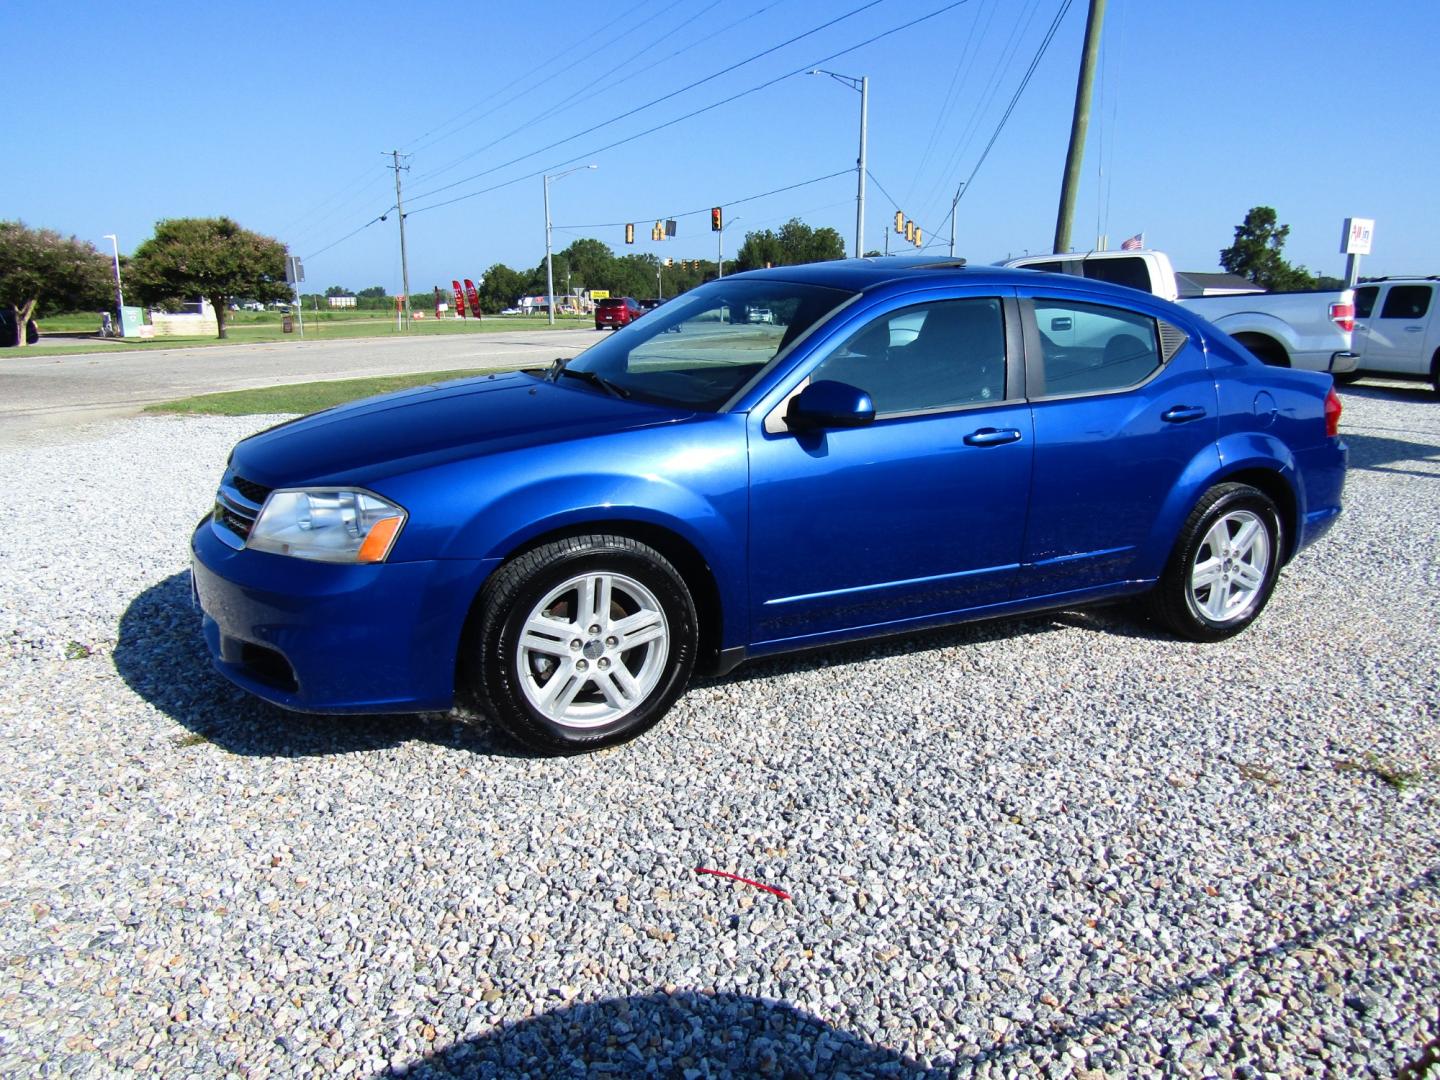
<box><xmin>10</xmin><ymin>0</ymin><xmax>1440</xmax><ymax>294</ymax></box>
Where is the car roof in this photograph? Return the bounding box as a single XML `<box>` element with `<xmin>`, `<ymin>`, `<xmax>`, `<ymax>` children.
<box><xmin>721</xmin><ymin>256</ymin><xmax>1169</xmax><ymax>306</ymax></box>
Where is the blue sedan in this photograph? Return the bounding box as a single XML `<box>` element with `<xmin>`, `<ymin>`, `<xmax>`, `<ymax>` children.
<box><xmin>192</xmin><ymin>259</ymin><xmax>1347</xmax><ymax>753</ymax></box>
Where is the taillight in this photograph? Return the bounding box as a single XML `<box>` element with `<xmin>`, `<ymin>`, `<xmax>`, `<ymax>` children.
<box><xmin>1325</xmin><ymin>386</ymin><xmax>1342</xmax><ymax>437</ymax></box>
<box><xmin>1329</xmin><ymin>300</ymin><xmax>1355</xmax><ymax>333</ymax></box>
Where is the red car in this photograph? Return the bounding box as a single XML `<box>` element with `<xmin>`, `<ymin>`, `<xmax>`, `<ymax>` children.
<box><xmin>595</xmin><ymin>297</ymin><xmax>642</xmax><ymax>330</ymax></box>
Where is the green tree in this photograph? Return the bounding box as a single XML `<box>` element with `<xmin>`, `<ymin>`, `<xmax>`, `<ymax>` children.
<box><xmin>0</xmin><ymin>221</ymin><xmax>113</xmax><ymax>347</ymax></box>
<box><xmin>558</xmin><ymin>238</ymin><xmax>615</xmax><ymax>292</ymax></box>
<box><xmin>733</xmin><ymin>218</ymin><xmax>846</xmax><ymax>272</ymax></box>
<box><xmin>324</xmin><ymin>284</ymin><xmax>352</xmax><ymax>297</ymax></box>
<box><xmin>129</xmin><ymin>217</ymin><xmax>290</xmax><ymax>339</ymax></box>
<box><xmin>1219</xmin><ymin>206</ymin><xmax>1318</xmax><ymax>291</ymax></box>
<box><xmin>476</xmin><ymin>263</ymin><xmax>527</xmax><ymax>313</ymax></box>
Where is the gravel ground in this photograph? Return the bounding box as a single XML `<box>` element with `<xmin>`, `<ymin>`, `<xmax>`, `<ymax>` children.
<box><xmin>0</xmin><ymin>383</ymin><xmax>1437</xmax><ymax>1079</ymax></box>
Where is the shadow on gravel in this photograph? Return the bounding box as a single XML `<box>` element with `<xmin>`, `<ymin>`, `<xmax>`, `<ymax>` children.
<box><xmin>1342</xmin><ymin>431</ymin><xmax>1440</xmax><ymax>477</ymax></box>
<box><xmin>375</xmin><ymin>990</ymin><xmax>941</xmax><ymax>1079</ymax></box>
<box><xmin>114</xmin><ymin>572</ymin><xmax>519</xmax><ymax>759</ymax></box>
<box><xmin>119</xmin><ymin>571</ymin><xmax>1169</xmax><ymax>756</ymax></box>
<box><xmin>388</xmin><ymin>867</ymin><xmax>1440</xmax><ymax>1079</ymax></box>
<box><xmin>709</xmin><ymin>603</ymin><xmax>1166</xmax><ymax>690</ymax></box>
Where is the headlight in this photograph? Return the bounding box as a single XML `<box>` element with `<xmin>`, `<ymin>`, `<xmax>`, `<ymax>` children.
<box><xmin>247</xmin><ymin>489</ymin><xmax>406</xmax><ymax>564</ymax></box>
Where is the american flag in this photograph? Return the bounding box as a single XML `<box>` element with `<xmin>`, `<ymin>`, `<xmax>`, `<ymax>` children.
<box><xmin>1120</xmin><ymin>232</ymin><xmax>1144</xmax><ymax>251</ymax></box>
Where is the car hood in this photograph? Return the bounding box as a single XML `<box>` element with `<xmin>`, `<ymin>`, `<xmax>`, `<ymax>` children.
<box><xmin>230</xmin><ymin>371</ymin><xmax>692</xmax><ymax>487</ymax></box>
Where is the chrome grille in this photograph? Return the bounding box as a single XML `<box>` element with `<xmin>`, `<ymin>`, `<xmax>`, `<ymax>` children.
<box><xmin>212</xmin><ymin>471</ymin><xmax>270</xmax><ymax>545</ymax></box>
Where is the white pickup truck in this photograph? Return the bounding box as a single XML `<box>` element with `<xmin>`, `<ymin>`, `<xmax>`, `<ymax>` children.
<box><xmin>1347</xmin><ymin>277</ymin><xmax>1440</xmax><ymax>394</ymax></box>
<box><xmin>1003</xmin><ymin>249</ymin><xmax>1359</xmax><ymax>374</ymax></box>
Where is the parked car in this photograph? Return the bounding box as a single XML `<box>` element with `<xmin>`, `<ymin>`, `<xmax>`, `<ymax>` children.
<box><xmin>1344</xmin><ymin>277</ymin><xmax>1440</xmax><ymax>394</ymax></box>
<box><xmin>595</xmin><ymin>296</ymin><xmax>642</xmax><ymax>330</ymax></box>
<box><xmin>192</xmin><ymin>258</ymin><xmax>1347</xmax><ymax>754</ymax></box>
<box><xmin>1003</xmin><ymin>249</ymin><xmax>1359</xmax><ymax>374</ymax></box>
<box><xmin>639</xmin><ymin>298</ymin><xmax>665</xmax><ymax>312</ymax></box>
<box><xmin>748</xmin><ymin>307</ymin><xmax>776</xmax><ymax>324</ymax></box>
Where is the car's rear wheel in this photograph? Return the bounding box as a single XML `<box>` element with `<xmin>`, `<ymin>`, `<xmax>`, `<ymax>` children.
<box><xmin>464</xmin><ymin>535</ymin><xmax>697</xmax><ymax>754</ymax></box>
<box><xmin>1147</xmin><ymin>483</ymin><xmax>1282</xmax><ymax>642</ymax></box>
<box><xmin>1430</xmin><ymin>350</ymin><xmax>1440</xmax><ymax>396</ymax></box>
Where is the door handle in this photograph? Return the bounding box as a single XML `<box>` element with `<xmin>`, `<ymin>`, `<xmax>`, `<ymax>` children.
<box><xmin>963</xmin><ymin>427</ymin><xmax>1022</xmax><ymax>446</ymax></box>
<box><xmin>1161</xmin><ymin>405</ymin><xmax>1207</xmax><ymax>424</ymax></box>
<box><xmin>1405</xmin><ymin>326</ymin><xmax>1424</xmax><ymax>332</ymax></box>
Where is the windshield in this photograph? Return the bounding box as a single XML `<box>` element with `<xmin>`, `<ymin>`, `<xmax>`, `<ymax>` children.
<box><xmin>563</xmin><ymin>279</ymin><xmax>856</xmax><ymax>410</ymax></box>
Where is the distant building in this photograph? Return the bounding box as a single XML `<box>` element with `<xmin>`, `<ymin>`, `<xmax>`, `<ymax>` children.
<box><xmin>1175</xmin><ymin>272</ymin><xmax>1266</xmax><ymax>298</ymax></box>
<box><xmin>328</xmin><ymin>295</ymin><xmax>357</xmax><ymax>309</ymax></box>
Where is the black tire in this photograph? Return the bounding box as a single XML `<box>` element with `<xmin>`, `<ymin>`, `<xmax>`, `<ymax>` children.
<box><xmin>1430</xmin><ymin>351</ymin><xmax>1440</xmax><ymax>397</ymax></box>
<box><xmin>464</xmin><ymin>534</ymin><xmax>697</xmax><ymax>754</ymax></box>
<box><xmin>1147</xmin><ymin>483</ymin><xmax>1283</xmax><ymax>642</ymax></box>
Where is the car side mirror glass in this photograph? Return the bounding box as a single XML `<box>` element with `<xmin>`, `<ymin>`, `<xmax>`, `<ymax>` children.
<box><xmin>786</xmin><ymin>380</ymin><xmax>876</xmax><ymax>432</ymax></box>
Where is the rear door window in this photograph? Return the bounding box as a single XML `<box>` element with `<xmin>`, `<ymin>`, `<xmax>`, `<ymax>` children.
<box><xmin>1379</xmin><ymin>285</ymin><xmax>1432</xmax><ymax>320</ymax></box>
<box><xmin>1354</xmin><ymin>285</ymin><xmax>1379</xmax><ymax>319</ymax></box>
<box><xmin>1032</xmin><ymin>299</ymin><xmax>1162</xmax><ymax>396</ymax></box>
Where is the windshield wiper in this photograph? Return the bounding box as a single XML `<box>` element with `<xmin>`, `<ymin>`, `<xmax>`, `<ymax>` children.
<box><xmin>557</xmin><ymin>365</ymin><xmax>630</xmax><ymax>399</ymax></box>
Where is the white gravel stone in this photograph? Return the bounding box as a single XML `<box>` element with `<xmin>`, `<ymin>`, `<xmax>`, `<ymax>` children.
<box><xmin>0</xmin><ymin>385</ymin><xmax>1436</xmax><ymax>1078</ymax></box>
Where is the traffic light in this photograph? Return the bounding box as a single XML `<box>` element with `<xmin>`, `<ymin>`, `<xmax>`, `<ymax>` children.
<box><xmin>914</xmin><ymin>227</ymin><xmax>923</xmax><ymax>247</ymax></box>
<box><xmin>652</xmin><ymin>221</ymin><xmax>662</xmax><ymax>241</ymax></box>
<box><xmin>665</xmin><ymin>257</ymin><xmax>673</xmax><ymax>268</ymax></box>
<box><xmin>894</xmin><ymin>210</ymin><xmax>904</xmax><ymax>233</ymax></box>
<box><xmin>625</xmin><ymin>223</ymin><xmax>635</xmax><ymax>244</ymax></box>
<box><xmin>905</xmin><ymin>220</ymin><xmax>915</xmax><ymax>244</ymax></box>
<box><xmin>711</xmin><ymin>207</ymin><xmax>723</xmax><ymax>232</ymax></box>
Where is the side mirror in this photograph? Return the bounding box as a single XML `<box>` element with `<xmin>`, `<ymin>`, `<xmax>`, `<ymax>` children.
<box><xmin>786</xmin><ymin>380</ymin><xmax>876</xmax><ymax>432</ymax></box>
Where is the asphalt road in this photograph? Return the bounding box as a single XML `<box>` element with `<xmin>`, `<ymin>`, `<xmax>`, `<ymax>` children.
<box><xmin>0</xmin><ymin>329</ymin><xmax>600</xmax><ymax>447</ymax></box>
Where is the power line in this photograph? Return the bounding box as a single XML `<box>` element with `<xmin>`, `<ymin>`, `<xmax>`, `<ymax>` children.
<box><xmin>924</xmin><ymin>0</ymin><xmax>1074</xmax><ymax>246</ymax></box>
<box><xmin>412</xmin><ymin>0</ymin><xmax>738</xmax><ymax>186</ymax></box>
<box><xmin>404</xmin><ymin>0</ymin><xmax>974</xmax><ymax>219</ymax></box>
<box><xmin>404</xmin><ymin>0</ymin><xmax>893</xmax><ymax>205</ymax></box>
<box><xmin>556</xmin><ymin>169</ymin><xmax>854</xmax><ymax>229</ymax></box>
<box><xmin>912</xmin><ymin>0</ymin><xmax>1044</xmax><ymax>222</ymax></box>
<box><xmin>303</xmin><ymin>210</ymin><xmax>393</xmax><ymax>261</ymax></box>
<box><xmin>406</xmin><ymin>0</ymin><xmax>665</xmax><ymax>158</ymax></box>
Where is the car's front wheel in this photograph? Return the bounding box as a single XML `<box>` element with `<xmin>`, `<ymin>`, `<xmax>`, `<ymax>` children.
<box><xmin>464</xmin><ymin>535</ymin><xmax>697</xmax><ymax>753</ymax></box>
<box><xmin>1147</xmin><ymin>483</ymin><xmax>1282</xmax><ymax>642</ymax></box>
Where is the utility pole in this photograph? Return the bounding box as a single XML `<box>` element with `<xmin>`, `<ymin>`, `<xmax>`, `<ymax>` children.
<box><xmin>811</xmin><ymin>70</ymin><xmax>868</xmax><ymax>258</ymax></box>
<box><xmin>387</xmin><ymin>150</ymin><xmax>412</xmax><ymax>329</ymax></box>
<box><xmin>856</xmin><ymin>76</ymin><xmax>868</xmax><ymax>258</ymax></box>
<box><xmin>948</xmin><ymin>183</ymin><xmax>965</xmax><ymax>257</ymax></box>
<box><xmin>1053</xmin><ymin>0</ymin><xmax>1106</xmax><ymax>255</ymax></box>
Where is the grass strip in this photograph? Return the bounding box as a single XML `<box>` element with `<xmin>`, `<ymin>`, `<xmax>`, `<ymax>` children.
<box><xmin>145</xmin><ymin>367</ymin><xmax>508</xmax><ymax>416</ymax></box>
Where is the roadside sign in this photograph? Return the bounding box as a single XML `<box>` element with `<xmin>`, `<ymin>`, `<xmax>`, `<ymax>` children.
<box><xmin>285</xmin><ymin>255</ymin><xmax>305</xmax><ymax>284</ymax></box>
<box><xmin>1341</xmin><ymin>218</ymin><xmax>1374</xmax><ymax>255</ymax></box>
<box><xmin>590</xmin><ymin>290</ymin><xmax>610</xmax><ymax>300</ymax></box>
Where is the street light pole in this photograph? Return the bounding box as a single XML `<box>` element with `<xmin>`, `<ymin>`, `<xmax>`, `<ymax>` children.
<box><xmin>812</xmin><ymin>69</ymin><xmax>868</xmax><ymax>258</ymax></box>
<box><xmin>544</xmin><ymin>165</ymin><xmax>597</xmax><ymax>326</ymax></box>
<box><xmin>948</xmin><ymin>183</ymin><xmax>965</xmax><ymax>257</ymax></box>
<box><xmin>102</xmin><ymin>234</ymin><xmax>124</xmax><ymax>330</ymax></box>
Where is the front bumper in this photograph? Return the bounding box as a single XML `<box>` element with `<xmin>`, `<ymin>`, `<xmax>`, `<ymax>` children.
<box><xmin>191</xmin><ymin>519</ymin><xmax>490</xmax><ymax>713</ymax></box>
